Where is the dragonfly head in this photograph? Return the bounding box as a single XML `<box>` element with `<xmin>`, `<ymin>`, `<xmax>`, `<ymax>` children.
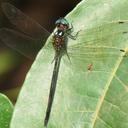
<box><xmin>55</xmin><ymin>17</ymin><xmax>69</xmax><ymax>31</ymax></box>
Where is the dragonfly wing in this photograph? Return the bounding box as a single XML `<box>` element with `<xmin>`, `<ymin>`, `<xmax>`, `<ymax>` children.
<box><xmin>1</xmin><ymin>2</ymin><xmax>50</xmax><ymax>39</ymax></box>
<box><xmin>0</xmin><ymin>28</ymin><xmax>43</xmax><ymax>60</ymax></box>
<box><xmin>63</xmin><ymin>21</ymin><xmax>128</xmax><ymax>72</ymax></box>
<box><xmin>69</xmin><ymin>21</ymin><xmax>128</xmax><ymax>47</ymax></box>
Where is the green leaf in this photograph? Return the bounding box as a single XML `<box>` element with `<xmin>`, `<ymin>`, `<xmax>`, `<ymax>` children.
<box><xmin>10</xmin><ymin>0</ymin><xmax>128</xmax><ymax>128</ymax></box>
<box><xmin>0</xmin><ymin>93</ymin><xmax>13</xmax><ymax>128</ymax></box>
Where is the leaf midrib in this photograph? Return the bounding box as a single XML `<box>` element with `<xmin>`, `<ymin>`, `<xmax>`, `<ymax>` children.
<box><xmin>91</xmin><ymin>50</ymin><xmax>126</xmax><ymax>128</ymax></box>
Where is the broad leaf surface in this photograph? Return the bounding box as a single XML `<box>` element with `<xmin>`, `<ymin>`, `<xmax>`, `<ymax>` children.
<box><xmin>10</xmin><ymin>0</ymin><xmax>128</xmax><ymax>128</ymax></box>
<box><xmin>0</xmin><ymin>93</ymin><xmax>13</xmax><ymax>128</ymax></box>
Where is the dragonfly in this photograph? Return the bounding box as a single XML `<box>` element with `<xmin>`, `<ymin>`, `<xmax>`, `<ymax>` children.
<box><xmin>0</xmin><ymin>2</ymin><xmax>128</xmax><ymax>127</ymax></box>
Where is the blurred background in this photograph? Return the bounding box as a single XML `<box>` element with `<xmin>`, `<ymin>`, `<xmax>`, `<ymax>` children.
<box><xmin>0</xmin><ymin>0</ymin><xmax>81</xmax><ymax>103</ymax></box>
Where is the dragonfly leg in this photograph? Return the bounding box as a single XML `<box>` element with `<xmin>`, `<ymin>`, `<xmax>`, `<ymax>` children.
<box><xmin>66</xmin><ymin>21</ymin><xmax>81</xmax><ymax>40</ymax></box>
<box><xmin>69</xmin><ymin>22</ymin><xmax>74</xmax><ymax>32</ymax></box>
<box><xmin>67</xmin><ymin>30</ymin><xmax>80</xmax><ymax>40</ymax></box>
<box><xmin>65</xmin><ymin>50</ymin><xmax>71</xmax><ymax>63</ymax></box>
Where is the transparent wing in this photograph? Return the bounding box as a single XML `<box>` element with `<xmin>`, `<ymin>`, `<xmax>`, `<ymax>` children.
<box><xmin>62</xmin><ymin>21</ymin><xmax>128</xmax><ymax>72</ymax></box>
<box><xmin>0</xmin><ymin>28</ymin><xmax>42</xmax><ymax>60</ymax></box>
<box><xmin>0</xmin><ymin>2</ymin><xmax>51</xmax><ymax>59</ymax></box>
<box><xmin>1</xmin><ymin>2</ymin><xmax>50</xmax><ymax>39</ymax></box>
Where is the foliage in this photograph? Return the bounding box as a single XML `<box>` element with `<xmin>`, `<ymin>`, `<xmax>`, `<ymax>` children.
<box><xmin>8</xmin><ymin>0</ymin><xmax>128</xmax><ymax>128</ymax></box>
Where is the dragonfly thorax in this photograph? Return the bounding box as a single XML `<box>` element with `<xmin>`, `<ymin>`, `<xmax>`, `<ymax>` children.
<box><xmin>52</xmin><ymin>29</ymin><xmax>67</xmax><ymax>56</ymax></box>
<box><xmin>54</xmin><ymin>30</ymin><xmax>64</xmax><ymax>37</ymax></box>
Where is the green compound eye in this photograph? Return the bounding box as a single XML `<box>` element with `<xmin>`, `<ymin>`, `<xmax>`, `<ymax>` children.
<box><xmin>55</xmin><ymin>17</ymin><xmax>69</xmax><ymax>27</ymax></box>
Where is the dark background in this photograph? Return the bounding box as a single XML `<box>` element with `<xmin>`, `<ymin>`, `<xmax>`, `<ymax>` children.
<box><xmin>0</xmin><ymin>0</ymin><xmax>80</xmax><ymax>103</ymax></box>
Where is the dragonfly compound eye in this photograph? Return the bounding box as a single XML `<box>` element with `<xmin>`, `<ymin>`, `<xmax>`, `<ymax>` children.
<box><xmin>55</xmin><ymin>17</ymin><xmax>69</xmax><ymax>28</ymax></box>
